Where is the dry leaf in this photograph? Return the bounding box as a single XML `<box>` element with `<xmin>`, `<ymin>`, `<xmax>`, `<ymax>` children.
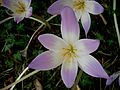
<box><xmin>76</xmin><ymin>85</ymin><xmax>81</xmax><ymax>90</ymax></box>
<box><xmin>34</xmin><ymin>79</ymin><xmax>43</xmax><ymax>90</ymax></box>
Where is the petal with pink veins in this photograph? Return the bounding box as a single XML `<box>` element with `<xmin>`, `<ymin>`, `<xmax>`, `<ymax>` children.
<box><xmin>38</xmin><ymin>34</ymin><xmax>67</xmax><ymax>51</ymax></box>
<box><xmin>86</xmin><ymin>1</ymin><xmax>104</xmax><ymax>15</ymax></box>
<box><xmin>81</xmin><ymin>12</ymin><xmax>91</xmax><ymax>36</ymax></box>
<box><xmin>61</xmin><ymin>7</ymin><xmax>80</xmax><ymax>43</ymax></box>
<box><xmin>28</xmin><ymin>51</ymin><xmax>62</xmax><ymax>70</ymax></box>
<box><xmin>3</xmin><ymin>0</ymin><xmax>17</xmax><ymax>11</ymax></box>
<box><xmin>76</xmin><ymin>39</ymin><xmax>100</xmax><ymax>54</ymax></box>
<box><xmin>78</xmin><ymin>55</ymin><xmax>109</xmax><ymax>79</ymax></box>
<box><xmin>61</xmin><ymin>59</ymin><xmax>78</xmax><ymax>88</ymax></box>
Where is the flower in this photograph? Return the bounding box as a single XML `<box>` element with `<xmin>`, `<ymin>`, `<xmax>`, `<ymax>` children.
<box><xmin>106</xmin><ymin>71</ymin><xmax>120</xmax><ymax>86</ymax></box>
<box><xmin>47</xmin><ymin>0</ymin><xmax>104</xmax><ymax>36</ymax></box>
<box><xmin>29</xmin><ymin>7</ymin><xmax>108</xmax><ymax>88</ymax></box>
<box><xmin>3</xmin><ymin>0</ymin><xmax>32</xmax><ymax>23</ymax></box>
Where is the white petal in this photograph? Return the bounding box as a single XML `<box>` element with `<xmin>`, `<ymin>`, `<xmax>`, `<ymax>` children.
<box><xmin>61</xmin><ymin>7</ymin><xmax>80</xmax><ymax>43</ymax></box>
<box><xmin>25</xmin><ymin>7</ymin><xmax>32</xmax><ymax>18</ymax></box>
<box><xmin>14</xmin><ymin>14</ymin><xmax>25</xmax><ymax>23</ymax></box>
<box><xmin>61</xmin><ymin>59</ymin><xmax>78</xmax><ymax>88</ymax></box>
<box><xmin>78</xmin><ymin>55</ymin><xmax>109</xmax><ymax>79</ymax></box>
<box><xmin>76</xmin><ymin>39</ymin><xmax>100</xmax><ymax>55</ymax></box>
<box><xmin>74</xmin><ymin>11</ymin><xmax>82</xmax><ymax>21</ymax></box>
<box><xmin>86</xmin><ymin>1</ymin><xmax>104</xmax><ymax>15</ymax></box>
<box><xmin>29</xmin><ymin>51</ymin><xmax>62</xmax><ymax>70</ymax></box>
<box><xmin>81</xmin><ymin>12</ymin><xmax>91</xmax><ymax>36</ymax></box>
<box><xmin>38</xmin><ymin>34</ymin><xmax>67</xmax><ymax>51</ymax></box>
<box><xmin>22</xmin><ymin>0</ymin><xmax>31</xmax><ymax>8</ymax></box>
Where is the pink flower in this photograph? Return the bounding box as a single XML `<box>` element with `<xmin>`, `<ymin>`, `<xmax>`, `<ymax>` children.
<box><xmin>3</xmin><ymin>0</ymin><xmax>32</xmax><ymax>23</ymax></box>
<box><xmin>47</xmin><ymin>0</ymin><xmax>104</xmax><ymax>36</ymax></box>
<box><xmin>29</xmin><ymin>7</ymin><xmax>108</xmax><ymax>88</ymax></box>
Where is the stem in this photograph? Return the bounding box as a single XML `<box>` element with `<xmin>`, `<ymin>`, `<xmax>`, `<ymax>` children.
<box><xmin>99</xmin><ymin>14</ymin><xmax>107</xmax><ymax>25</ymax></box>
<box><xmin>0</xmin><ymin>17</ymin><xmax>13</xmax><ymax>24</ymax></box>
<box><xmin>113</xmin><ymin>0</ymin><xmax>120</xmax><ymax>47</ymax></box>
<box><xmin>10</xmin><ymin>67</ymin><xmax>29</xmax><ymax>90</ymax></box>
<box><xmin>23</xmin><ymin>15</ymin><xmax>57</xmax><ymax>57</ymax></box>
<box><xmin>24</xmin><ymin>24</ymin><xmax>44</xmax><ymax>53</ymax></box>
<box><xmin>71</xmin><ymin>70</ymin><xmax>83</xmax><ymax>90</ymax></box>
<box><xmin>29</xmin><ymin>17</ymin><xmax>45</xmax><ymax>24</ymax></box>
<box><xmin>0</xmin><ymin>70</ymin><xmax>40</xmax><ymax>90</ymax></box>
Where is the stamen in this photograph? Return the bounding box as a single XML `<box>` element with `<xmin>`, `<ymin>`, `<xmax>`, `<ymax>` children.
<box><xmin>62</xmin><ymin>44</ymin><xmax>77</xmax><ymax>59</ymax></box>
<box><xmin>73</xmin><ymin>0</ymin><xmax>85</xmax><ymax>11</ymax></box>
<box><xmin>16</xmin><ymin>1</ymin><xmax>26</xmax><ymax>14</ymax></box>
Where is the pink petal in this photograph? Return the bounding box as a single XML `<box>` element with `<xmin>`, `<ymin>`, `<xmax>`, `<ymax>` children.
<box><xmin>25</xmin><ymin>7</ymin><xmax>32</xmax><ymax>18</ymax></box>
<box><xmin>61</xmin><ymin>59</ymin><xmax>78</xmax><ymax>88</ymax></box>
<box><xmin>28</xmin><ymin>51</ymin><xmax>62</xmax><ymax>70</ymax></box>
<box><xmin>38</xmin><ymin>34</ymin><xmax>67</xmax><ymax>51</ymax></box>
<box><xmin>14</xmin><ymin>14</ymin><xmax>25</xmax><ymax>23</ymax></box>
<box><xmin>86</xmin><ymin>1</ymin><xmax>104</xmax><ymax>15</ymax></box>
<box><xmin>76</xmin><ymin>39</ymin><xmax>100</xmax><ymax>54</ymax></box>
<box><xmin>3</xmin><ymin>0</ymin><xmax>17</xmax><ymax>11</ymax></box>
<box><xmin>47</xmin><ymin>0</ymin><xmax>65</xmax><ymax>15</ymax></box>
<box><xmin>106</xmin><ymin>72</ymin><xmax>119</xmax><ymax>85</ymax></box>
<box><xmin>61</xmin><ymin>7</ymin><xmax>80</xmax><ymax>43</ymax></box>
<box><xmin>78</xmin><ymin>55</ymin><xmax>109</xmax><ymax>79</ymax></box>
<box><xmin>81</xmin><ymin>12</ymin><xmax>91</xmax><ymax>36</ymax></box>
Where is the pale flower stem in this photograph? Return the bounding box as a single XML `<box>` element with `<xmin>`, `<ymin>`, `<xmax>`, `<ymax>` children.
<box><xmin>29</xmin><ymin>17</ymin><xmax>45</xmax><ymax>25</ymax></box>
<box><xmin>113</xmin><ymin>0</ymin><xmax>120</xmax><ymax>47</ymax></box>
<box><xmin>46</xmin><ymin>15</ymin><xmax>57</xmax><ymax>21</ymax></box>
<box><xmin>10</xmin><ymin>67</ymin><xmax>29</xmax><ymax>90</ymax></box>
<box><xmin>99</xmin><ymin>14</ymin><xmax>107</xmax><ymax>25</ymax></box>
<box><xmin>25</xmin><ymin>15</ymin><xmax>57</xmax><ymax>51</ymax></box>
<box><xmin>0</xmin><ymin>70</ymin><xmax>40</xmax><ymax>90</ymax></box>
<box><xmin>0</xmin><ymin>17</ymin><xmax>13</xmax><ymax>24</ymax></box>
<box><xmin>25</xmin><ymin>24</ymin><xmax>44</xmax><ymax>51</ymax></box>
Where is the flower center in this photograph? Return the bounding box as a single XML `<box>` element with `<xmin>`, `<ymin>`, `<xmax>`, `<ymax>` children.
<box><xmin>73</xmin><ymin>0</ymin><xmax>85</xmax><ymax>11</ymax></box>
<box><xmin>16</xmin><ymin>1</ymin><xmax>26</xmax><ymax>14</ymax></box>
<box><xmin>62</xmin><ymin>44</ymin><xmax>77</xmax><ymax>59</ymax></box>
